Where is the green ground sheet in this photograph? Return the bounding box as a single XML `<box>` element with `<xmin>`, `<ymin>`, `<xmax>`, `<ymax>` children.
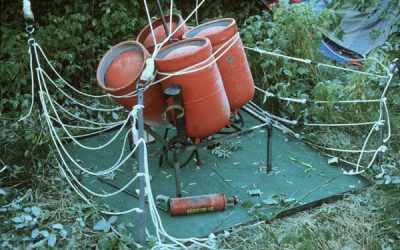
<box><xmin>63</xmin><ymin>111</ymin><xmax>368</xmax><ymax>240</ymax></box>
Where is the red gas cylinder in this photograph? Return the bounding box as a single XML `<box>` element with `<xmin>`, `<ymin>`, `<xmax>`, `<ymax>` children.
<box><xmin>154</xmin><ymin>38</ymin><xmax>230</xmax><ymax>139</ymax></box>
<box><xmin>137</xmin><ymin>14</ymin><xmax>188</xmax><ymax>54</ymax></box>
<box><xmin>183</xmin><ymin>18</ymin><xmax>255</xmax><ymax>112</ymax></box>
<box><xmin>96</xmin><ymin>41</ymin><xmax>166</xmax><ymax>125</ymax></box>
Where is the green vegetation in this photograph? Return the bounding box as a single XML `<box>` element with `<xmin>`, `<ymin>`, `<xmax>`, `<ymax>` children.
<box><xmin>1</xmin><ymin>0</ymin><xmax>399</xmax><ymax>249</ymax></box>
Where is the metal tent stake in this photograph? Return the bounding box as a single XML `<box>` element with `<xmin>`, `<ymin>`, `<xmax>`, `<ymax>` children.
<box><xmin>136</xmin><ymin>83</ymin><xmax>147</xmax><ymax>246</ymax></box>
<box><xmin>267</xmin><ymin>123</ymin><xmax>273</xmax><ymax>173</ymax></box>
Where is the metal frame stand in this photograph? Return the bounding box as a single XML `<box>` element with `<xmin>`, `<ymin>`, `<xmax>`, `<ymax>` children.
<box><xmin>133</xmin><ymin>88</ymin><xmax>274</xmax><ymax>198</ymax></box>
<box><xmin>149</xmin><ymin>83</ymin><xmax>274</xmax><ymax>197</ymax></box>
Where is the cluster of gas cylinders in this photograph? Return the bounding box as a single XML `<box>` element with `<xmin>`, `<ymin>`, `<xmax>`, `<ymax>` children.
<box><xmin>96</xmin><ymin>14</ymin><xmax>255</xmax><ymax>141</ymax></box>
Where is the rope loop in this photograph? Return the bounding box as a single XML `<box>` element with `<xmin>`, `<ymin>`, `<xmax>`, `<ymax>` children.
<box><xmin>27</xmin><ymin>37</ymin><xmax>35</xmax><ymax>44</ymax></box>
<box><xmin>378</xmin><ymin>145</ymin><xmax>387</xmax><ymax>153</ymax></box>
<box><xmin>25</xmin><ymin>24</ymin><xmax>35</xmax><ymax>35</ymax></box>
<box><xmin>375</xmin><ymin>119</ymin><xmax>385</xmax><ymax>128</ymax></box>
<box><xmin>130</xmin><ymin>105</ymin><xmax>144</xmax><ymax>118</ymax></box>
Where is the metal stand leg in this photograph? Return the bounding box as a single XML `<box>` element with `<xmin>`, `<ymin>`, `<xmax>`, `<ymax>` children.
<box><xmin>159</xmin><ymin>127</ymin><xmax>169</xmax><ymax>166</ymax></box>
<box><xmin>136</xmin><ymin>85</ymin><xmax>147</xmax><ymax>245</ymax></box>
<box><xmin>173</xmin><ymin>149</ymin><xmax>182</xmax><ymax>197</ymax></box>
<box><xmin>194</xmin><ymin>149</ymin><xmax>201</xmax><ymax>167</ymax></box>
<box><xmin>163</xmin><ymin>84</ymin><xmax>197</xmax><ymax>169</ymax></box>
<box><xmin>266</xmin><ymin>124</ymin><xmax>272</xmax><ymax>173</ymax></box>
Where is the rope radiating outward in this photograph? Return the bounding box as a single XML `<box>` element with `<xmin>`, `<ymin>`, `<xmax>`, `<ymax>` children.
<box><xmin>23</xmin><ymin>0</ymin><xmax>218</xmax><ymax>247</ymax></box>
<box><xmin>21</xmin><ymin>0</ymin><xmax>396</xmax><ymax>247</ymax></box>
<box><xmin>243</xmin><ymin>40</ymin><xmax>395</xmax><ymax>176</ymax></box>
<box><xmin>250</xmin><ymin>73</ymin><xmax>394</xmax><ymax>176</ymax></box>
<box><xmin>244</xmin><ymin>46</ymin><xmax>389</xmax><ymax>78</ymax></box>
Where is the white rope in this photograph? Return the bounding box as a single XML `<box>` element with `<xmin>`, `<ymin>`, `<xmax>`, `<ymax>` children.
<box><xmin>303</xmin><ymin>121</ymin><xmax>377</xmax><ymax>127</ymax></box>
<box><xmin>249</xmin><ymin>101</ymin><xmax>378</xmax><ymax>127</ymax></box>
<box><xmin>57</xmin><ymin>137</ymin><xmax>142</xmax><ymax>198</ymax></box>
<box><xmin>34</xmin><ymin>54</ymin><xmax>139</xmax><ymax>177</ymax></box>
<box><xmin>34</xmin><ymin>44</ymin><xmax>149</xmax><ymax>204</ymax></box>
<box><xmin>45</xmin><ymin>113</ymin><xmax>138</xmax><ymax>176</ymax></box>
<box><xmin>244</xmin><ymin>46</ymin><xmax>388</xmax><ymax>79</ymax></box>
<box><xmin>58</xmin><ymin>161</ymin><xmax>144</xmax><ymax>216</ymax></box>
<box><xmin>247</xmin><ymin>100</ymin><xmax>386</xmax><ymax>161</ymax></box>
<box><xmin>39</xmin><ymin>82</ymin><xmax>142</xmax><ymax>180</ymax></box>
<box><xmin>247</xmin><ymin>99</ymin><xmax>388</xmax><ymax>177</ymax></box>
<box><xmin>350</xmin><ymin>71</ymin><xmax>394</xmax><ymax>174</ymax></box>
<box><xmin>255</xmin><ymin>85</ymin><xmax>381</xmax><ymax>104</ymax></box>
<box><xmin>49</xmin><ymin>116</ymin><xmax>120</xmax><ymax>130</ymax></box>
<box><xmin>382</xmin><ymin>98</ymin><xmax>391</xmax><ymax>143</ymax></box>
<box><xmin>50</xmin><ymin>97</ymin><xmax>125</xmax><ymax>126</ymax></box>
<box><xmin>306</xmin><ymin>142</ymin><xmax>379</xmax><ymax>154</ymax></box>
<box><xmin>35</xmin><ymin>43</ymin><xmax>111</xmax><ymax>99</ymax></box>
<box><xmin>314</xmin><ymin>99</ymin><xmax>381</xmax><ymax>104</ymax></box>
<box><xmin>61</xmin><ymin>151</ymin><xmax>141</xmax><ymax>198</ymax></box>
<box><xmin>41</xmin><ymin>90</ymin><xmax>133</xmax><ymax>150</ymax></box>
<box><xmin>39</xmin><ymin>64</ymin><xmax>136</xmax><ymax>151</ymax></box>
<box><xmin>60</xmin><ymin>125</ymin><xmax>120</xmax><ymax>140</ymax></box>
<box><xmin>39</xmin><ymin>67</ymin><xmax>122</xmax><ymax>112</ymax></box>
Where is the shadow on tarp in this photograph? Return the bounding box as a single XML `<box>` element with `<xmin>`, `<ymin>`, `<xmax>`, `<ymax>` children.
<box><xmin>63</xmin><ymin>112</ymin><xmax>369</xmax><ymax>240</ymax></box>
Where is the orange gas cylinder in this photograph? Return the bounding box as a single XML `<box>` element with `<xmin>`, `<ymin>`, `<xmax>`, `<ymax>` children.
<box><xmin>137</xmin><ymin>14</ymin><xmax>188</xmax><ymax>54</ymax></box>
<box><xmin>183</xmin><ymin>18</ymin><xmax>255</xmax><ymax>111</ymax></box>
<box><xmin>154</xmin><ymin>38</ymin><xmax>230</xmax><ymax>139</ymax></box>
<box><xmin>96</xmin><ymin>41</ymin><xmax>166</xmax><ymax>125</ymax></box>
<box><xmin>169</xmin><ymin>193</ymin><xmax>237</xmax><ymax>216</ymax></box>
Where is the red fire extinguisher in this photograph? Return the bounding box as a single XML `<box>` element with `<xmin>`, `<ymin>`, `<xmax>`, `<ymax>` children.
<box><xmin>164</xmin><ymin>193</ymin><xmax>238</xmax><ymax>216</ymax></box>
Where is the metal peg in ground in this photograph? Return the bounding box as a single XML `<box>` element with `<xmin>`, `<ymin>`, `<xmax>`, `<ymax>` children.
<box><xmin>183</xmin><ymin>18</ymin><xmax>255</xmax><ymax>113</ymax></box>
<box><xmin>96</xmin><ymin>41</ymin><xmax>166</xmax><ymax>126</ymax></box>
<box><xmin>154</xmin><ymin>38</ymin><xmax>231</xmax><ymax>141</ymax></box>
<box><xmin>137</xmin><ymin>14</ymin><xmax>188</xmax><ymax>54</ymax></box>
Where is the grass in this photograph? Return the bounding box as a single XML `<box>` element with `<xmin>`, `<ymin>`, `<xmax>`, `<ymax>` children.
<box><xmin>217</xmin><ymin>186</ymin><xmax>400</xmax><ymax>249</ymax></box>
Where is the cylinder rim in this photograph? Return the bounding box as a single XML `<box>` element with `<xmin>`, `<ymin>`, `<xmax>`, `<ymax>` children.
<box><xmin>137</xmin><ymin>13</ymin><xmax>185</xmax><ymax>46</ymax></box>
<box><xmin>155</xmin><ymin>37</ymin><xmax>210</xmax><ymax>62</ymax></box>
<box><xmin>183</xmin><ymin>18</ymin><xmax>235</xmax><ymax>39</ymax></box>
<box><xmin>96</xmin><ymin>41</ymin><xmax>147</xmax><ymax>94</ymax></box>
